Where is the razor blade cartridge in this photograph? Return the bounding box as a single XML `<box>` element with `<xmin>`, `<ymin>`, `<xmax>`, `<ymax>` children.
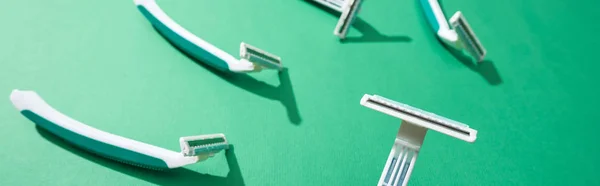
<box><xmin>334</xmin><ymin>0</ymin><xmax>363</xmax><ymax>39</ymax></box>
<box><xmin>180</xmin><ymin>134</ymin><xmax>229</xmax><ymax>156</ymax></box>
<box><xmin>361</xmin><ymin>94</ymin><xmax>477</xmax><ymax>142</ymax></box>
<box><xmin>313</xmin><ymin>0</ymin><xmax>346</xmax><ymax>12</ymax></box>
<box><xmin>449</xmin><ymin>11</ymin><xmax>486</xmax><ymax>62</ymax></box>
<box><xmin>240</xmin><ymin>42</ymin><xmax>283</xmax><ymax>71</ymax></box>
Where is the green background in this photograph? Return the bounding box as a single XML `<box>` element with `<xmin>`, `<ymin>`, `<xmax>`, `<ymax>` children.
<box><xmin>1</xmin><ymin>0</ymin><xmax>599</xmax><ymax>185</ymax></box>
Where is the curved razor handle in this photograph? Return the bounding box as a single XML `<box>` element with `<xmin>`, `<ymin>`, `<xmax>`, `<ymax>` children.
<box><xmin>10</xmin><ymin>90</ymin><xmax>226</xmax><ymax>170</ymax></box>
<box><xmin>136</xmin><ymin>0</ymin><xmax>284</xmax><ymax>72</ymax></box>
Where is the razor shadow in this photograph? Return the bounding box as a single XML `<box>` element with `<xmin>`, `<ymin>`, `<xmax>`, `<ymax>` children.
<box><xmin>153</xmin><ymin>25</ymin><xmax>302</xmax><ymax>125</ymax></box>
<box><xmin>10</xmin><ymin>90</ymin><xmax>229</xmax><ymax>170</ymax></box>
<box><xmin>305</xmin><ymin>0</ymin><xmax>412</xmax><ymax>43</ymax></box>
<box><xmin>37</xmin><ymin>127</ymin><xmax>245</xmax><ymax>186</ymax></box>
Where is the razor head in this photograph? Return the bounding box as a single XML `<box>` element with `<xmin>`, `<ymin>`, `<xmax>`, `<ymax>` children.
<box><xmin>334</xmin><ymin>0</ymin><xmax>363</xmax><ymax>39</ymax></box>
<box><xmin>312</xmin><ymin>0</ymin><xmax>346</xmax><ymax>12</ymax></box>
<box><xmin>180</xmin><ymin>134</ymin><xmax>229</xmax><ymax>157</ymax></box>
<box><xmin>360</xmin><ymin>94</ymin><xmax>477</xmax><ymax>143</ymax></box>
<box><xmin>449</xmin><ymin>11</ymin><xmax>487</xmax><ymax>62</ymax></box>
<box><xmin>240</xmin><ymin>42</ymin><xmax>283</xmax><ymax>71</ymax></box>
<box><xmin>379</xmin><ymin>139</ymin><xmax>419</xmax><ymax>186</ymax></box>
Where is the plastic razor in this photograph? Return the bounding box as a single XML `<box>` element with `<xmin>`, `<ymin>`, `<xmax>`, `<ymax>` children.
<box><xmin>420</xmin><ymin>0</ymin><xmax>487</xmax><ymax>62</ymax></box>
<box><xmin>135</xmin><ymin>0</ymin><xmax>283</xmax><ymax>72</ymax></box>
<box><xmin>360</xmin><ymin>94</ymin><xmax>478</xmax><ymax>186</ymax></box>
<box><xmin>10</xmin><ymin>90</ymin><xmax>229</xmax><ymax>170</ymax></box>
<box><xmin>312</xmin><ymin>0</ymin><xmax>364</xmax><ymax>39</ymax></box>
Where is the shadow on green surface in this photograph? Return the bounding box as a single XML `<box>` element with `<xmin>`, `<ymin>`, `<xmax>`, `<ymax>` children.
<box><xmin>415</xmin><ymin>0</ymin><xmax>502</xmax><ymax>85</ymax></box>
<box><xmin>35</xmin><ymin>126</ymin><xmax>245</xmax><ymax>186</ymax></box>
<box><xmin>443</xmin><ymin>43</ymin><xmax>502</xmax><ymax>85</ymax></box>
<box><xmin>152</xmin><ymin>27</ymin><xmax>302</xmax><ymax>125</ymax></box>
<box><xmin>303</xmin><ymin>0</ymin><xmax>412</xmax><ymax>43</ymax></box>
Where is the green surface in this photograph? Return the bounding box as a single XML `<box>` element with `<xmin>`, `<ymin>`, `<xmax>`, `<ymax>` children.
<box><xmin>0</xmin><ymin>0</ymin><xmax>599</xmax><ymax>185</ymax></box>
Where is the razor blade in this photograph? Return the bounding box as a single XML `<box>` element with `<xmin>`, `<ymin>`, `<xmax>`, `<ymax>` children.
<box><xmin>135</xmin><ymin>0</ymin><xmax>283</xmax><ymax>72</ymax></box>
<box><xmin>240</xmin><ymin>42</ymin><xmax>283</xmax><ymax>71</ymax></box>
<box><xmin>450</xmin><ymin>12</ymin><xmax>486</xmax><ymax>62</ymax></box>
<box><xmin>180</xmin><ymin>134</ymin><xmax>229</xmax><ymax>157</ymax></box>
<box><xmin>360</xmin><ymin>94</ymin><xmax>478</xmax><ymax>186</ymax></box>
<box><xmin>361</xmin><ymin>94</ymin><xmax>477</xmax><ymax>142</ymax></box>
<box><xmin>333</xmin><ymin>0</ymin><xmax>363</xmax><ymax>39</ymax></box>
<box><xmin>312</xmin><ymin>0</ymin><xmax>364</xmax><ymax>39</ymax></box>
<box><xmin>420</xmin><ymin>0</ymin><xmax>487</xmax><ymax>62</ymax></box>
<box><xmin>312</xmin><ymin>0</ymin><xmax>346</xmax><ymax>12</ymax></box>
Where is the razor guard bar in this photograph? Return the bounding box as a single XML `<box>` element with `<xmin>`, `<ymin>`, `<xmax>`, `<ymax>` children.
<box><xmin>10</xmin><ymin>90</ymin><xmax>228</xmax><ymax>170</ymax></box>
<box><xmin>135</xmin><ymin>0</ymin><xmax>283</xmax><ymax>72</ymax></box>
<box><xmin>360</xmin><ymin>94</ymin><xmax>478</xmax><ymax>186</ymax></box>
<box><xmin>313</xmin><ymin>0</ymin><xmax>345</xmax><ymax>12</ymax></box>
<box><xmin>312</xmin><ymin>0</ymin><xmax>364</xmax><ymax>39</ymax></box>
<box><xmin>420</xmin><ymin>0</ymin><xmax>487</xmax><ymax>62</ymax></box>
<box><xmin>180</xmin><ymin>134</ymin><xmax>229</xmax><ymax>156</ymax></box>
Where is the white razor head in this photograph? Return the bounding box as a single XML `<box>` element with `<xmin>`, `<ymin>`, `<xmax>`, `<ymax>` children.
<box><xmin>180</xmin><ymin>134</ymin><xmax>229</xmax><ymax>157</ymax></box>
<box><xmin>312</xmin><ymin>0</ymin><xmax>346</xmax><ymax>12</ymax></box>
<box><xmin>334</xmin><ymin>0</ymin><xmax>363</xmax><ymax>39</ymax></box>
<box><xmin>360</xmin><ymin>94</ymin><xmax>477</xmax><ymax>143</ymax></box>
<box><xmin>379</xmin><ymin>139</ymin><xmax>419</xmax><ymax>186</ymax></box>
<box><xmin>449</xmin><ymin>11</ymin><xmax>487</xmax><ymax>62</ymax></box>
<box><xmin>239</xmin><ymin>42</ymin><xmax>283</xmax><ymax>71</ymax></box>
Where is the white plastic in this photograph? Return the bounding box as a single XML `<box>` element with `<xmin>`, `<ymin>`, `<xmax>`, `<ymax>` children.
<box><xmin>360</xmin><ymin>94</ymin><xmax>478</xmax><ymax>186</ymax></box>
<box><xmin>312</xmin><ymin>0</ymin><xmax>346</xmax><ymax>12</ymax></box>
<box><xmin>10</xmin><ymin>89</ymin><xmax>226</xmax><ymax>169</ymax></box>
<box><xmin>379</xmin><ymin>138</ymin><xmax>420</xmax><ymax>186</ymax></box>
<box><xmin>239</xmin><ymin>42</ymin><xmax>283</xmax><ymax>70</ymax></box>
<box><xmin>180</xmin><ymin>134</ymin><xmax>228</xmax><ymax>157</ymax></box>
<box><xmin>333</xmin><ymin>0</ymin><xmax>362</xmax><ymax>39</ymax></box>
<box><xmin>312</xmin><ymin>0</ymin><xmax>362</xmax><ymax>39</ymax></box>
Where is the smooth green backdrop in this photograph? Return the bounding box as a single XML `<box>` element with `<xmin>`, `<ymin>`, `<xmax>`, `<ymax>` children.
<box><xmin>1</xmin><ymin>0</ymin><xmax>599</xmax><ymax>185</ymax></box>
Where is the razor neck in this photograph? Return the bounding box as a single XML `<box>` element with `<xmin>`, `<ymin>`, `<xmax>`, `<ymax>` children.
<box><xmin>396</xmin><ymin>120</ymin><xmax>428</xmax><ymax>149</ymax></box>
<box><xmin>229</xmin><ymin>58</ymin><xmax>260</xmax><ymax>72</ymax></box>
<box><xmin>425</xmin><ymin>0</ymin><xmax>463</xmax><ymax>49</ymax></box>
<box><xmin>437</xmin><ymin>29</ymin><xmax>464</xmax><ymax>49</ymax></box>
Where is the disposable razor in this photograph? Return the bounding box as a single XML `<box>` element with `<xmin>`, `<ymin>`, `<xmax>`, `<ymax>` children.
<box><xmin>312</xmin><ymin>0</ymin><xmax>364</xmax><ymax>39</ymax></box>
<box><xmin>135</xmin><ymin>0</ymin><xmax>283</xmax><ymax>72</ymax></box>
<box><xmin>11</xmin><ymin>90</ymin><xmax>229</xmax><ymax>170</ymax></box>
<box><xmin>420</xmin><ymin>0</ymin><xmax>486</xmax><ymax>62</ymax></box>
<box><xmin>360</xmin><ymin>94</ymin><xmax>478</xmax><ymax>186</ymax></box>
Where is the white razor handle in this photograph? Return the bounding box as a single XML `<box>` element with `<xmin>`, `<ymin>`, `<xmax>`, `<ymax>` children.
<box><xmin>135</xmin><ymin>0</ymin><xmax>283</xmax><ymax>72</ymax></box>
<box><xmin>380</xmin><ymin>138</ymin><xmax>420</xmax><ymax>186</ymax></box>
<box><xmin>11</xmin><ymin>90</ymin><xmax>228</xmax><ymax>170</ymax></box>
